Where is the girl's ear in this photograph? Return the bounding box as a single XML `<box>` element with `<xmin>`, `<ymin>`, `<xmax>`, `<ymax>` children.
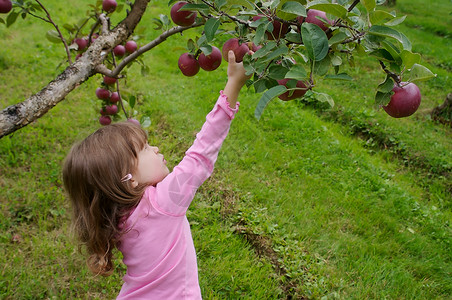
<box><xmin>130</xmin><ymin>178</ymin><xmax>138</xmax><ymax>188</ymax></box>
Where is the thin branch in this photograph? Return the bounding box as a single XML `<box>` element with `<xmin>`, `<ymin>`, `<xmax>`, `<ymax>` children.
<box><xmin>111</xmin><ymin>54</ymin><xmax>128</xmax><ymax>119</ymax></box>
<box><xmin>99</xmin><ymin>13</ymin><xmax>110</xmax><ymax>35</ymax></box>
<box><xmin>379</xmin><ymin>60</ymin><xmax>401</xmax><ymax>84</ymax></box>
<box><xmin>35</xmin><ymin>0</ymin><xmax>72</xmax><ymax>64</ymax></box>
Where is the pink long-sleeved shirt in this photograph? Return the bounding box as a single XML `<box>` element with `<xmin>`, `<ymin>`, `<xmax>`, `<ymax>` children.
<box><xmin>117</xmin><ymin>92</ymin><xmax>239</xmax><ymax>299</ymax></box>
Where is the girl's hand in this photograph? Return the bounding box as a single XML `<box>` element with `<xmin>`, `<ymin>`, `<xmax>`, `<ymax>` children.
<box><xmin>223</xmin><ymin>50</ymin><xmax>253</xmax><ymax>108</ymax></box>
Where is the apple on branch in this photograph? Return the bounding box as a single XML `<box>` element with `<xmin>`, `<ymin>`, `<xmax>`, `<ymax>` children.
<box><xmin>383</xmin><ymin>82</ymin><xmax>421</xmax><ymax>118</ymax></box>
<box><xmin>170</xmin><ymin>1</ymin><xmax>197</xmax><ymax>26</ymax></box>
<box><xmin>0</xmin><ymin>0</ymin><xmax>12</xmax><ymax>14</ymax></box>
<box><xmin>277</xmin><ymin>79</ymin><xmax>308</xmax><ymax>101</ymax></box>
<box><xmin>221</xmin><ymin>38</ymin><xmax>255</xmax><ymax>63</ymax></box>
<box><xmin>102</xmin><ymin>0</ymin><xmax>117</xmax><ymax>13</ymax></box>
<box><xmin>125</xmin><ymin>40</ymin><xmax>138</xmax><ymax>54</ymax></box>
<box><xmin>198</xmin><ymin>46</ymin><xmax>222</xmax><ymax>71</ymax></box>
<box><xmin>178</xmin><ymin>53</ymin><xmax>200</xmax><ymax>77</ymax></box>
<box><xmin>297</xmin><ymin>9</ymin><xmax>332</xmax><ymax>32</ymax></box>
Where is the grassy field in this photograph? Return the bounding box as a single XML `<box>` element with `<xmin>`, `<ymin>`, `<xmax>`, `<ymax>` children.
<box><xmin>0</xmin><ymin>0</ymin><xmax>451</xmax><ymax>299</ymax></box>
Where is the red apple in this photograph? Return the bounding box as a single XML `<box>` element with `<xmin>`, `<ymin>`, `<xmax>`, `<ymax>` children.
<box><xmin>125</xmin><ymin>40</ymin><xmax>138</xmax><ymax>54</ymax></box>
<box><xmin>113</xmin><ymin>45</ymin><xmax>126</xmax><ymax>57</ymax></box>
<box><xmin>383</xmin><ymin>82</ymin><xmax>421</xmax><ymax>118</ymax></box>
<box><xmin>74</xmin><ymin>38</ymin><xmax>88</xmax><ymax>51</ymax></box>
<box><xmin>110</xmin><ymin>92</ymin><xmax>120</xmax><ymax>103</ymax></box>
<box><xmin>277</xmin><ymin>79</ymin><xmax>308</xmax><ymax>101</ymax></box>
<box><xmin>102</xmin><ymin>0</ymin><xmax>117</xmax><ymax>13</ymax></box>
<box><xmin>221</xmin><ymin>38</ymin><xmax>251</xmax><ymax>63</ymax></box>
<box><xmin>103</xmin><ymin>76</ymin><xmax>117</xmax><ymax>85</ymax></box>
<box><xmin>99</xmin><ymin>115</ymin><xmax>112</xmax><ymax>126</ymax></box>
<box><xmin>302</xmin><ymin>9</ymin><xmax>332</xmax><ymax>32</ymax></box>
<box><xmin>0</xmin><ymin>0</ymin><xmax>12</xmax><ymax>14</ymax></box>
<box><xmin>170</xmin><ymin>1</ymin><xmax>197</xmax><ymax>26</ymax></box>
<box><xmin>253</xmin><ymin>15</ymin><xmax>289</xmax><ymax>40</ymax></box>
<box><xmin>96</xmin><ymin>88</ymin><xmax>110</xmax><ymax>100</ymax></box>
<box><xmin>178</xmin><ymin>53</ymin><xmax>200</xmax><ymax>77</ymax></box>
<box><xmin>105</xmin><ymin>104</ymin><xmax>118</xmax><ymax>115</ymax></box>
<box><xmin>198</xmin><ymin>46</ymin><xmax>222</xmax><ymax>71</ymax></box>
<box><xmin>127</xmin><ymin>118</ymin><xmax>140</xmax><ymax>126</ymax></box>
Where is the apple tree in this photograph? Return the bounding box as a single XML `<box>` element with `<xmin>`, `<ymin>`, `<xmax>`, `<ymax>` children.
<box><xmin>0</xmin><ymin>0</ymin><xmax>437</xmax><ymax>138</ymax></box>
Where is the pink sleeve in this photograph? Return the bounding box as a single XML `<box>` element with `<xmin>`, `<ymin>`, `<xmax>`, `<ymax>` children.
<box><xmin>151</xmin><ymin>91</ymin><xmax>239</xmax><ymax>216</ymax></box>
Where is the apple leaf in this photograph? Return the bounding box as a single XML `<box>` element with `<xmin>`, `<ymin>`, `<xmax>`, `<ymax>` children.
<box><xmin>400</xmin><ymin>50</ymin><xmax>421</xmax><ymax>69</ymax></box>
<box><xmin>408</xmin><ymin>64</ymin><xmax>437</xmax><ymax>83</ymax></box>
<box><xmin>255</xmin><ymin>85</ymin><xmax>287</xmax><ymax>120</ymax></box>
<box><xmin>385</xmin><ymin>15</ymin><xmax>407</xmax><ymax>27</ymax></box>
<box><xmin>307</xmin><ymin>3</ymin><xmax>348</xmax><ymax>19</ymax></box>
<box><xmin>368</xmin><ymin>25</ymin><xmax>412</xmax><ymax>51</ymax></box>
<box><xmin>381</xmin><ymin>40</ymin><xmax>401</xmax><ymax>64</ymax></box>
<box><xmin>280</xmin><ymin>1</ymin><xmax>307</xmax><ymax>17</ymax></box>
<box><xmin>324</xmin><ymin>73</ymin><xmax>353</xmax><ymax>81</ymax></box>
<box><xmin>268</xmin><ymin>65</ymin><xmax>289</xmax><ymax>80</ymax></box>
<box><xmin>313</xmin><ymin>91</ymin><xmax>334</xmax><ymax>107</ymax></box>
<box><xmin>204</xmin><ymin>18</ymin><xmax>220</xmax><ymax>42</ymax></box>
<box><xmin>46</xmin><ymin>30</ymin><xmax>61</xmax><ymax>43</ymax></box>
<box><xmin>140</xmin><ymin>116</ymin><xmax>152</xmax><ymax>129</ymax></box>
<box><xmin>285</xmin><ymin>65</ymin><xmax>308</xmax><ymax>81</ymax></box>
<box><xmin>252</xmin><ymin>41</ymin><xmax>277</xmax><ymax>59</ymax></box>
<box><xmin>361</xmin><ymin>0</ymin><xmax>376</xmax><ymax>12</ymax></box>
<box><xmin>328</xmin><ymin>32</ymin><xmax>348</xmax><ymax>46</ymax></box>
<box><xmin>314</xmin><ymin>55</ymin><xmax>331</xmax><ymax>76</ymax></box>
<box><xmin>370</xmin><ymin>10</ymin><xmax>395</xmax><ymax>25</ymax></box>
<box><xmin>178</xmin><ymin>3</ymin><xmax>210</xmax><ymax>12</ymax></box>
<box><xmin>200</xmin><ymin>45</ymin><xmax>213</xmax><ymax>56</ymax></box>
<box><xmin>301</xmin><ymin>23</ymin><xmax>329</xmax><ymax>61</ymax></box>
<box><xmin>375</xmin><ymin>90</ymin><xmax>393</xmax><ymax>107</ymax></box>
<box><xmin>377</xmin><ymin>75</ymin><xmax>394</xmax><ymax>93</ymax></box>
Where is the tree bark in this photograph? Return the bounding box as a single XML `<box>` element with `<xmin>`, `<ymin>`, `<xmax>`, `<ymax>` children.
<box><xmin>0</xmin><ymin>0</ymin><xmax>150</xmax><ymax>138</ymax></box>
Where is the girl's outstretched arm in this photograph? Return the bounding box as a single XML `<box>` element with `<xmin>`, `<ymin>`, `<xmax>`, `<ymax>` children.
<box><xmin>223</xmin><ymin>50</ymin><xmax>252</xmax><ymax>108</ymax></box>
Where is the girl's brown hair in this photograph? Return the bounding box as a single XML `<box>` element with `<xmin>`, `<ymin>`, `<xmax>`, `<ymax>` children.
<box><xmin>63</xmin><ymin>122</ymin><xmax>148</xmax><ymax>276</ymax></box>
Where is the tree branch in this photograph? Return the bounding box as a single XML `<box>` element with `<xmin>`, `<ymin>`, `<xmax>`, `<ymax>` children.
<box><xmin>111</xmin><ymin>22</ymin><xmax>204</xmax><ymax>77</ymax></box>
<box><xmin>0</xmin><ymin>0</ymin><xmax>152</xmax><ymax>138</ymax></box>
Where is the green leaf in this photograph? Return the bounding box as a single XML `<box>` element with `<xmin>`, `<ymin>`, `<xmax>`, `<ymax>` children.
<box><xmin>375</xmin><ymin>90</ymin><xmax>393</xmax><ymax>106</ymax></box>
<box><xmin>368</xmin><ymin>25</ymin><xmax>412</xmax><ymax>51</ymax></box>
<box><xmin>369</xmin><ymin>49</ymin><xmax>395</xmax><ymax>62</ymax></box>
<box><xmin>313</xmin><ymin>91</ymin><xmax>334</xmax><ymax>107</ymax></box>
<box><xmin>313</xmin><ymin>55</ymin><xmax>331</xmax><ymax>76</ymax></box>
<box><xmin>370</xmin><ymin>10</ymin><xmax>395</xmax><ymax>25</ymax></box>
<box><xmin>252</xmin><ymin>41</ymin><xmax>277</xmax><ymax>59</ymax></box>
<box><xmin>328</xmin><ymin>32</ymin><xmax>348</xmax><ymax>46</ymax></box>
<box><xmin>280</xmin><ymin>1</ymin><xmax>306</xmax><ymax>16</ymax></box>
<box><xmin>177</xmin><ymin>3</ymin><xmax>209</xmax><ymax>12</ymax></box>
<box><xmin>285</xmin><ymin>65</ymin><xmax>308</xmax><ymax>80</ymax></box>
<box><xmin>46</xmin><ymin>30</ymin><xmax>61</xmax><ymax>43</ymax></box>
<box><xmin>308</xmin><ymin>3</ymin><xmax>348</xmax><ymax>18</ymax></box>
<box><xmin>6</xmin><ymin>11</ymin><xmax>19</xmax><ymax>27</ymax></box>
<box><xmin>360</xmin><ymin>0</ymin><xmax>376</xmax><ymax>12</ymax></box>
<box><xmin>255</xmin><ymin>85</ymin><xmax>287</xmax><ymax>120</ymax></box>
<box><xmin>265</xmin><ymin>45</ymin><xmax>289</xmax><ymax>61</ymax></box>
<box><xmin>400</xmin><ymin>50</ymin><xmax>420</xmax><ymax>69</ymax></box>
<box><xmin>268</xmin><ymin>65</ymin><xmax>289</xmax><ymax>80</ymax></box>
<box><xmin>381</xmin><ymin>40</ymin><xmax>401</xmax><ymax>64</ymax></box>
<box><xmin>200</xmin><ymin>45</ymin><xmax>213</xmax><ymax>56</ymax></box>
<box><xmin>377</xmin><ymin>75</ymin><xmax>394</xmax><ymax>93</ymax></box>
<box><xmin>140</xmin><ymin>116</ymin><xmax>152</xmax><ymax>129</ymax></box>
<box><xmin>324</xmin><ymin>73</ymin><xmax>353</xmax><ymax>81</ymax></box>
<box><xmin>254</xmin><ymin>23</ymin><xmax>267</xmax><ymax>45</ymax></box>
<box><xmin>302</xmin><ymin>23</ymin><xmax>329</xmax><ymax>61</ymax></box>
<box><xmin>408</xmin><ymin>64</ymin><xmax>437</xmax><ymax>83</ymax></box>
<box><xmin>204</xmin><ymin>18</ymin><xmax>220</xmax><ymax>42</ymax></box>
<box><xmin>385</xmin><ymin>15</ymin><xmax>406</xmax><ymax>26</ymax></box>
<box><xmin>214</xmin><ymin>0</ymin><xmax>227</xmax><ymax>10</ymax></box>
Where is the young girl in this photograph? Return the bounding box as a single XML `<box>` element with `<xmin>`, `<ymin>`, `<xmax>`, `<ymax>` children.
<box><xmin>63</xmin><ymin>50</ymin><xmax>251</xmax><ymax>299</ymax></box>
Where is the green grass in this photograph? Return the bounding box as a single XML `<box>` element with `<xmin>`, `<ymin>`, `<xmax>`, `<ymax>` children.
<box><xmin>1</xmin><ymin>0</ymin><xmax>451</xmax><ymax>299</ymax></box>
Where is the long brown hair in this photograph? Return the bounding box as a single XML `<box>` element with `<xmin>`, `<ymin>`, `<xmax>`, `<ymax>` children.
<box><xmin>63</xmin><ymin>122</ymin><xmax>148</xmax><ymax>276</ymax></box>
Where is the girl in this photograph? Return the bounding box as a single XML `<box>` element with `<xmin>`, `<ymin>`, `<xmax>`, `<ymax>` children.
<box><xmin>62</xmin><ymin>50</ymin><xmax>251</xmax><ymax>299</ymax></box>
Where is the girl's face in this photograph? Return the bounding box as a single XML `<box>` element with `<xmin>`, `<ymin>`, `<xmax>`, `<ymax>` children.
<box><xmin>132</xmin><ymin>144</ymin><xmax>169</xmax><ymax>186</ymax></box>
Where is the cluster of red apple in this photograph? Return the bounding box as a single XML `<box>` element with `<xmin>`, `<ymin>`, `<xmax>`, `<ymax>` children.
<box><xmin>92</xmin><ymin>0</ymin><xmax>140</xmax><ymax>125</ymax></box>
